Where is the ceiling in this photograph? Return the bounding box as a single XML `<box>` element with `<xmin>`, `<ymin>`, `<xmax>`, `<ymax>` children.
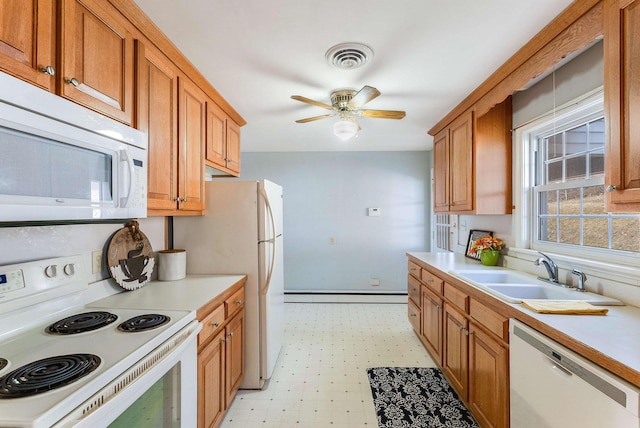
<box><xmin>132</xmin><ymin>0</ymin><xmax>575</xmax><ymax>152</ymax></box>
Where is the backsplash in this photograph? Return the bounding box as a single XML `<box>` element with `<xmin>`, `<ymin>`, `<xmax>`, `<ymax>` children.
<box><xmin>0</xmin><ymin>217</ymin><xmax>166</xmax><ymax>284</ymax></box>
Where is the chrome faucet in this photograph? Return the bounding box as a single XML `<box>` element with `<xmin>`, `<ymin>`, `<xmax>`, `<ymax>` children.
<box><xmin>534</xmin><ymin>252</ymin><xmax>559</xmax><ymax>284</ymax></box>
<box><xmin>571</xmin><ymin>269</ymin><xmax>587</xmax><ymax>292</ymax></box>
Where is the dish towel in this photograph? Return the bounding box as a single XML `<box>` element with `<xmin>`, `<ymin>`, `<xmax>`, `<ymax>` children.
<box><xmin>521</xmin><ymin>300</ymin><xmax>609</xmax><ymax>315</ymax></box>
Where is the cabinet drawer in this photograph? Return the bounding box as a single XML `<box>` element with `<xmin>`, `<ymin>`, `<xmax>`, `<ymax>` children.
<box><xmin>198</xmin><ymin>304</ymin><xmax>225</xmax><ymax>346</ymax></box>
<box><xmin>408</xmin><ymin>261</ymin><xmax>421</xmax><ymax>279</ymax></box>
<box><xmin>470</xmin><ymin>299</ymin><xmax>508</xmax><ymax>342</ymax></box>
<box><xmin>225</xmin><ymin>287</ymin><xmax>245</xmax><ymax>317</ymax></box>
<box><xmin>421</xmin><ymin>269</ymin><xmax>444</xmax><ymax>294</ymax></box>
<box><xmin>408</xmin><ymin>274</ymin><xmax>421</xmax><ymax>306</ymax></box>
<box><xmin>408</xmin><ymin>298</ymin><xmax>421</xmax><ymax>333</ymax></box>
<box><xmin>444</xmin><ymin>282</ymin><xmax>469</xmax><ymax>313</ymax></box>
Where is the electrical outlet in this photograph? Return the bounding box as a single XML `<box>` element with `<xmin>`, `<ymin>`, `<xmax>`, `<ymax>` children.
<box><xmin>370</xmin><ymin>278</ymin><xmax>380</xmax><ymax>286</ymax></box>
<box><xmin>329</xmin><ymin>236</ymin><xmax>336</xmax><ymax>245</ymax></box>
<box><xmin>92</xmin><ymin>250</ymin><xmax>103</xmax><ymax>274</ymax></box>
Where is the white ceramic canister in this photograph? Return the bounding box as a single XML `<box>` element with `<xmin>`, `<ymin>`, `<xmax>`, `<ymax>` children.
<box><xmin>157</xmin><ymin>249</ymin><xmax>186</xmax><ymax>281</ymax></box>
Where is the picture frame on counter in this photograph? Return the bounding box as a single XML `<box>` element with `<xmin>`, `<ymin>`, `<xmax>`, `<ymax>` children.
<box><xmin>465</xmin><ymin>229</ymin><xmax>493</xmax><ymax>260</ymax></box>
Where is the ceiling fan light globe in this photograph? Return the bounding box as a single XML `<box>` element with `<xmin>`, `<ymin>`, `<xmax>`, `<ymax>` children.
<box><xmin>333</xmin><ymin>120</ymin><xmax>358</xmax><ymax>141</ymax></box>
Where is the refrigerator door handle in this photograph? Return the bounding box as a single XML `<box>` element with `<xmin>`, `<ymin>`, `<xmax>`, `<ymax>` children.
<box><xmin>259</xmin><ymin>188</ymin><xmax>277</xmax><ymax>295</ymax></box>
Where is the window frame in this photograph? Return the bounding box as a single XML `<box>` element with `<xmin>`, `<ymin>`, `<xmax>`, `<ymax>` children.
<box><xmin>513</xmin><ymin>88</ymin><xmax>640</xmax><ymax>266</ymax></box>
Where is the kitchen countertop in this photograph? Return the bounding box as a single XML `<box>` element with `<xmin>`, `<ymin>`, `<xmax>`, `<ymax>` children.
<box><xmin>90</xmin><ymin>274</ymin><xmax>247</xmax><ymax>316</ymax></box>
<box><xmin>408</xmin><ymin>251</ymin><xmax>640</xmax><ymax>388</ymax></box>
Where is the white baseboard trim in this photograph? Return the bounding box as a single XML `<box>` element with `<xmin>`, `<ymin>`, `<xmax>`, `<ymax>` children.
<box><xmin>284</xmin><ymin>292</ymin><xmax>407</xmax><ymax>304</ymax></box>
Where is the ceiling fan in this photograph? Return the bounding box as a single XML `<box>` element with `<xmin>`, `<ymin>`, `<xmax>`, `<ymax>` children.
<box><xmin>291</xmin><ymin>85</ymin><xmax>406</xmax><ymax>140</ymax></box>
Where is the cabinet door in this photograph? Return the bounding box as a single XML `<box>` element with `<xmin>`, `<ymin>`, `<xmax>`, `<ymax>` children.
<box><xmin>408</xmin><ymin>298</ymin><xmax>421</xmax><ymax>334</ymax></box>
<box><xmin>468</xmin><ymin>324</ymin><xmax>508</xmax><ymax>428</ymax></box>
<box><xmin>449</xmin><ymin>111</ymin><xmax>474</xmax><ymax>212</ymax></box>
<box><xmin>178</xmin><ymin>77</ymin><xmax>206</xmax><ymax>212</ymax></box>
<box><xmin>198</xmin><ymin>330</ymin><xmax>226</xmax><ymax>428</ymax></box>
<box><xmin>0</xmin><ymin>0</ymin><xmax>55</xmax><ymax>90</ymax></box>
<box><xmin>225</xmin><ymin>310</ymin><xmax>244</xmax><ymax>405</ymax></box>
<box><xmin>136</xmin><ymin>41</ymin><xmax>179</xmax><ymax>213</ymax></box>
<box><xmin>604</xmin><ymin>0</ymin><xmax>640</xmax><ymax>211</ymax></box>
<box><xmin>226</xmin><ymin>120</ymin><xmax>241</xmax><ymax>174</ymax></box>
<box><xmin>442</xmin><ymin>304</ymin><xmax>468</xmax><ymax>399</ymax></box>
<box><xmin>205</xmin><ymin>101</ymin><xmax>227</xmax><ymax>168</ymax></box>
<box><xmin>421</xmin><ymin>286</ymin><xmax>443</xmax><ymax>365</ymax></box>
<box><xmin>61</xmin><ymin>0</ymin><xmax>134</xmax><ymax>124</ymax></box>
<box><xmin>433</xmin><ymin>129</ymin><xmax>450</xmax><ymax>212</ymax></box>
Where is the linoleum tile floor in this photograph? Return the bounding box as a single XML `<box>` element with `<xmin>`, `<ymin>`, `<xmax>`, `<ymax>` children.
<box><xmin>220</xmin><ymin>303</ymin><xmax>436</xmax><ymax>428</ymax></box>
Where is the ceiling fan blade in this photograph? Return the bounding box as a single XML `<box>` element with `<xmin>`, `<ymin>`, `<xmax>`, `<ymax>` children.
<box><xmin>291</xmin><ymin>95</ymin><xmax>333</xmax><ymax>110</ymax></box>
<box><xmin>359</xmin><ymin>109</ymin><xmax>406</xmax><ymax>119</ymax></box>
<box><xmin>348</xmin><ymin>85</ymin><xmax>381</xmax><ymax>109</ymax></box>
<box><xmin>295</xmin><ymin>114</ymin><xmax>335</xmax><ymax>123</ymax></box>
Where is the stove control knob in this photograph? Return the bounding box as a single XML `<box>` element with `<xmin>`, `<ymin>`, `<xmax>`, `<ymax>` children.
<box><xmin>44</xmin><ymin>265</ymin><xmax>58</xmax><ymax>278</ymax></box>
<box><xmin>63</xmin><ymin>263</ymin><xmax>76</xmax><ymax>276</ymax></box>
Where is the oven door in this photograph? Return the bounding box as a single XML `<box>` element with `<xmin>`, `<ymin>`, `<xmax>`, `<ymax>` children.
<box><xmin>53</xmin><ymin>321</ymin><xmax>200</xmax><ymax>428</ymax></box>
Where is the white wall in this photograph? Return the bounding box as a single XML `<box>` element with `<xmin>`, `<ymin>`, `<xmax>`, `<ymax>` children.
<box><xmin>0</xmin><ymin>217</ymin><xmax>166</xmax><ymax>284</ymax></box>
<box><xmin>236</xmin><ymin>151</ymin><xmax>431</xmax><ymax>293</ymax></box>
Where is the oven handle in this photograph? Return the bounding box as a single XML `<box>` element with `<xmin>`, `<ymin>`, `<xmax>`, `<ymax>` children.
<box><xmin>52</xmin><ymin>320</ymin><xmax>201</xmax><ymax>428</ymax></box>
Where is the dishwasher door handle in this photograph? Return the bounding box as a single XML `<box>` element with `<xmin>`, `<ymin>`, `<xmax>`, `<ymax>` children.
<box><xmin>543</xmin><ymin>355</ymin><xmax>573</xmax><ymax>378</ymax></box>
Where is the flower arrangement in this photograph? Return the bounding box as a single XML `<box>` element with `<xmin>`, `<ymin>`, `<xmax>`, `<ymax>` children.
<box><xmin>469</xmin><ymin>236</ymin><xmax>505</xmax><ymax>255</ymax></box>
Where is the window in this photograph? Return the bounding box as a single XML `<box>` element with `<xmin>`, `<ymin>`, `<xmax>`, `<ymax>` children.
<box><xmin>517</xmin><ymin>91</ymin><xmax>640</xmax><ymax>262</ymax></box>
<box><xmin>434</xmin><ymin>214</ymin><xmax>454</xmax><ymax>252</ymax></box>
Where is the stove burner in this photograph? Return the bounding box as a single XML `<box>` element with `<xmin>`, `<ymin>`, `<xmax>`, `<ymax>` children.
<box><xmin>118</xmin><ymin>314</ymin><xmax>170</xmax><ymax>332</ymax></box>
<box><xmin>47</xmin><ymin>311</ymin><xmax>118</xmax><ymax>335</ymax></box>
<box><xmin>0</xmin><ymin>359</ymin><xmax>6</xmax><ymax>371</ymax></box>
<box><xmin>0</xmin><ymin>354</ymin><xmax>100</xmax><ymax>399</ymax></box>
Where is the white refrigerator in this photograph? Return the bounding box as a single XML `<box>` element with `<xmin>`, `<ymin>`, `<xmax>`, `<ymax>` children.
<box><xmin>173</xmin><ymin>180</ymin><xmax>284</xmax><ymax>390</ymax></box>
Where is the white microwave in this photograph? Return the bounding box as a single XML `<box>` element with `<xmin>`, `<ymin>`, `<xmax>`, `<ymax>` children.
<box><xmin>0</xmin><ymin>72</ymin><xmax>147</xmax><ymax>223</ymax></box>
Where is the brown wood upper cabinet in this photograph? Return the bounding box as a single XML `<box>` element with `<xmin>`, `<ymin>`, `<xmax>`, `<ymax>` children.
<box><xmin>60</xmin><ymin>0</ymin><xmax>134</xmax><ymax>125</ymax></box>
<box><xmin>177</xmin><ymin>77</ymin><xmax>206</xmax><ymax>213</ymax></box>
<box><xmin>0</xmin><ymin>0</ymin><xmax>56</xmax><ymax>91</ymax></box>
<box><xmin>206</xmin><ymin>101</ymin><xmax>241</xmax><ymax>176</ymax></box>
<box><xmin>604</xmin><ymin>0</ymin><xmax>640</xmax><ymax>212</ymax></box>
<box><xmin>138</xmin><ymin>46</ymin><xmax>206</xmax><ymax>216</ymax></box>
<box><xmin>434</xmin><ymin>97</ymin><xmax>512</xmax><ymax>214</ymax></box>
<box><xmin>136</xmin><ymin>40</ymin><xmax>180</xmax><ymax>214</ymax></box>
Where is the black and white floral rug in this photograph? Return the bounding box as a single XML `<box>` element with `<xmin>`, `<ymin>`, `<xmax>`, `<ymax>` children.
<box><xmin>366</xmin><ymin>367</ymin><xmax>480</xmax><ymax>428</ymax></box>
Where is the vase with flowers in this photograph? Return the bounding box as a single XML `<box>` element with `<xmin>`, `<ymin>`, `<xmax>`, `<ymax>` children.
<box><xmin>470</xmin><ymin>236</ymin><xmax>505</xmax><ymax>266</ymax></box>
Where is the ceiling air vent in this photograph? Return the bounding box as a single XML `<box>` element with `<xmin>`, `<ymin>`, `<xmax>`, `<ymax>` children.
<box><xmin>325</xmin><ymin>43</ymin><xmax>374</xmax><ymax>70</ymax></box>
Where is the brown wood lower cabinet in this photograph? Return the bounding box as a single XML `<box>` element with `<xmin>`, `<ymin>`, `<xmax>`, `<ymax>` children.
<box><xmin>421</xmin><ymin>286</ymin><xmax>443</xmax><ymax>365</ymax></box>
<box><xmin>443</xmin><ymin>303</ymin><xmax>469</xmax><ymax>398</ymax></box>
<box><xmin>407</xmin><ymin>258</ymin><xmax>509</xmax><ymax>428</ymax></box>
<box><xmin>468</xmin><ymin>324</ymin><xmax>508</xmax><ymax>428</ymax></box>
<box><xmin>197</xmin><ymin>285</ymin><xmax>245</xmax><ymax>428</ymax></box>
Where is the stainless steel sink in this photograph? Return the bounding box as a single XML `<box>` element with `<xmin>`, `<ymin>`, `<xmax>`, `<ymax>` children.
<box><xmin>449</xmin><ymin>269</ymin><xmax>623</xmax><ymax>306</ymax></box>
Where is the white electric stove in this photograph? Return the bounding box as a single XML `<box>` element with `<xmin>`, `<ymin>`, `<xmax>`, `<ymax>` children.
<box><xmin>0</xmin><ymin>255</ymin><xmax>200</xmax><ymax>428</ymax></box>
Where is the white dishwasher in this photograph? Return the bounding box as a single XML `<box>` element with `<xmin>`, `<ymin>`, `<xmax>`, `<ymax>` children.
<box><xmin>510</xmin><ymin>319</ymin><xmax>640</xmax><ymax>428</ymax></box>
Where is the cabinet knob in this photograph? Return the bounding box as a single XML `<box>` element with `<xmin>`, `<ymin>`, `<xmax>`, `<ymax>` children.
<box><xmin>229</xmin><ymin>332</ymin><xmax>234</xmax><ymax>337</ymax></box>
<box><xmin>65</xmin><ymin>77</ymin><xmax>80</xmax><ymax>87</ymax></box>
<box><xmin>180</xmin><ymin>197</ymin><xmax>188</xmax><ymax>202</ymax></box>
<box><xmin>40</xmin><ymin>65</ymin><xmax>55</xmax><ymax>76</ymax></box>
<box><xmin>236</xmin><ymin>300</ymin><xmax>243</xmax><ymax>305</ymax></box>
<box><xmin>172</xmin><ymin>197</ymin><xmax>180</xmax><ymax>202</ymax></box>
<box><xmin>212</xmin><ymin>322</ymin><xmax>220</xmax><ymax>328</ymax></box>
<box><xmin>605</xmin><ymin>184</ymin><xmax>617</xmax><ymax>192</ymax></box>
